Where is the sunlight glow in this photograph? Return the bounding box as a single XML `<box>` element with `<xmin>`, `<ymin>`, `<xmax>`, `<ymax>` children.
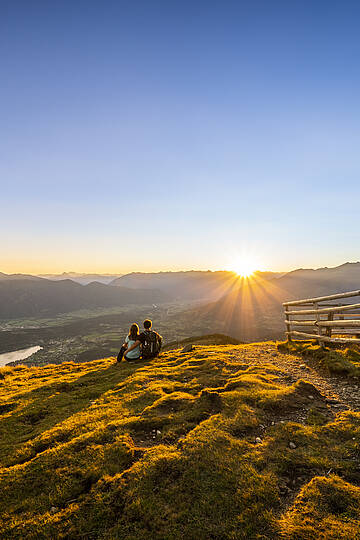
<box><xmin>232</xmin><ymin>257</ymin><xmax>258</xmax><ymax>278</ymax></box>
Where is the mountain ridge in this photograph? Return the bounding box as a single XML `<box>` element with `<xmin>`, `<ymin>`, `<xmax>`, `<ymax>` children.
<box><xmin>0</xmin><ymin>279</ymin><xmax>169</xmax><ymax>319</ymax></box>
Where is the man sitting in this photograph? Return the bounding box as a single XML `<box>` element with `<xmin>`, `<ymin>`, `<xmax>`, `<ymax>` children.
<box><xmin>138</xmin><ymin>319</ymin><xmax>162</xmax><ymax>359</ymax></box>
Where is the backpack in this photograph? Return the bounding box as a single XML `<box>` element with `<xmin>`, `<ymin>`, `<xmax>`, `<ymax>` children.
<box><xmin>141</xmin><ymin>330</ymin><xmax>161</xmax><ymax>359</ymax></box>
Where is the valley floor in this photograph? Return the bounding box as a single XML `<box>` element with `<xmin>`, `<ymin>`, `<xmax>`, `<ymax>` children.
<box><xmin>0</xmin><ymin>340</ymin><xmax>359</xmax><ymax>538</ymax></box>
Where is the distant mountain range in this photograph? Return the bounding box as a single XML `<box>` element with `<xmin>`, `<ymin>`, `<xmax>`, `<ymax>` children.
<box><xmin>0</xmin><ymin>273</ymin><xmax>44</xmax><ymax>281</ymax></box>
<box><xmin>0</xmin><ymin>279</ymin><xmax>168</xmax><ymax>319</ymax></box>
<box><xmin>111</xmin><ymin>271</ymin><xmax>238</xmax><ymax>300</ymax></box>
<box><xmin>110</xmin><ymin>270</ymin><xmax>282</xmax><ymax>300</ymax></box>
<box><xmin>271</xmin><ymin>262</ymin><xmax>360</xmax><ymax>301</ymax></box>
<box><xmin>176</xmin><ymin>262</ymin><xmax>360</xmax><ymax>341</ymax></box>
<box><xmin>0</xmin><ymin>263</ymin><xmax>359</xmax><ymax>325</ymax></box>
<box><xmin>37</xmin><ymin>272</ymin><xmax>123</xmax><ymax>285</ymax></box>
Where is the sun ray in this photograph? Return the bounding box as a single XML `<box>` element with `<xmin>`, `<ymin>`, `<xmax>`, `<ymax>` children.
<box><xmin>230</xmin><ymin>256</ymin><xmax>259</xmax><ymax>278</ymax></box>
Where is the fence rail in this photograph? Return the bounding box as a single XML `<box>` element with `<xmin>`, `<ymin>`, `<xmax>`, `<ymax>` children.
<box><xmin>283</xmin><ymin>289</ymin><xmax>360</xmax><ymax>345</ymax></box>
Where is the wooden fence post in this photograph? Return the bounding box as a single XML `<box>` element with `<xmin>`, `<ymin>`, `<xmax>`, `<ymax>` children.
<box><xmin>314</xmin><ymin>302</ymin><xmax>324</xmax><ymax>346</ymax></box>
<box><xmin>283</xmin><ymin>290</ymin><xmax>360</xmax><ymax>345</ymax></box>
<box><xmin>326</xmin><ymin>312</ymin><xmax>334</xmax><ymax>338</ymax></box>
<box><xmin>285</xmin><ymin>305</ymin><xmax>292</xmax><ymax>341</ymax></box>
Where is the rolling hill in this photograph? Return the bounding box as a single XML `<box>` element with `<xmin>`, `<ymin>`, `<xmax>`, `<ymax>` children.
<box><xmin>0</xmin><ymin>279</ymin><xmax>169</xmax><ymax>319</ymax></box>
<box><xmin>0</xmin><ymin>273</ymin><xmax>44</xmax><ymax>281</ymax></box>
<box><xmin>176</xmin><ymin>263</ymin><xmax>360</xmax><ymax>342</ymax></box>
<box><xmin>274</xmin><ymin>262</ymin><xmax>360</xmax><ymax>300</ymax></box>
<box><xmin>110</xmin><ymin>270</ymin><xmax>282</xmax><ymax>301</ymax></box>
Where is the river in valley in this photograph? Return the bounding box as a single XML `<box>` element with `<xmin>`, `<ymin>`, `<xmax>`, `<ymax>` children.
<box><xmin>0</xmin><ymin>346</ymin><xmax>42</xmax><ymax>367</ymax></box>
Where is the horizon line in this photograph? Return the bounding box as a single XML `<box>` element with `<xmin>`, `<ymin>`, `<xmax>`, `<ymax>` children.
<box><xmin>1</xmin><ymin>260</ymin><xmax>360</xmax><ymax>277</ymax></box>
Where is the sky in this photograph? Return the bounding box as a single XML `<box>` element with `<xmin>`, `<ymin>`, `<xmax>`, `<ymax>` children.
<box><xmin>1</xmin><ymin>0</ymin><xmax>360</xmax><ymax>274</ymax></box>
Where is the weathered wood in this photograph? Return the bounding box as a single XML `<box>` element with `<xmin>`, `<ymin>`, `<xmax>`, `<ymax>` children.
<box><xmin>286</xmin><ymin>330</ymin><xmax>317</xmax><ymax>340</ymax></box>
<box><xmin>328</xmin><ymin>329</ymin><xmax>360</xmax><ymax>335</ymax></box>
<box><xmin>286</xmin><ymin>303</ymin><xmax>360</xmax><ymax>316</ymax></box>
<box><xmin>285</xmin><ymin>320</ymin><xmax>316</xmax><ymax>326</ymax></box>
<box><xmin>286</xmin><ymin>330</ymin><xmax>360</xmax><ymax>343</ymax></box>
<box><xmin>287</xmin><ymin>330</ymin><xmax>360</xmax><ymax>343</ymax></box>
<box><xmin>314</xmin><ymin>301</ymin><xmax>324</xmax><ymax>346</ymax></box>
<box><xmin>284</xmin><ymin>290</ymin><xmax>360</xmax><ymax>344</ymax></box>
<box><xmin>326</xmin><ymin>312</ymin><xmax>334</xmax><ymax>338</ymax></box>
<box><xmin>316</xmin><ymin>320</ymin><xmax>360</xmax><ymax>327</ymax></box>
<box><xmin>333</xmin><ymin>313</ymin><xmax>360</xmax><ymax>318</ymax></box>
<box><xmin>283</xmin><ymin>289</ymin><xmax>360</xmax><ymax>307</ymax></box>
<box><xmin>319</xmin><ymin>303</ymin><xmax>354</xmax><ymax>307</ymax></box>
<box><xmin>284</xmin><ymin>305</ymin><xmax>292</xmax><ymax>341</ymax></box>
<box><xmin>321</xmin><ymin>335</ymin><xmax>360</xmax><ymax>343</ymax></box>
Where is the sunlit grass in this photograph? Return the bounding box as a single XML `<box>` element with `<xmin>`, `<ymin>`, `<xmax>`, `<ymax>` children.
<box><xmin>0</xmin><ymin>341</ymin><xmax>359</xmax><ymax>538</ymax></box>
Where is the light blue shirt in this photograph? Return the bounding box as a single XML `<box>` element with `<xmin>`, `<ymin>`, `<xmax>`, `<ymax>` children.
<box><xmin>125</xmin><ymin>335</ymin><xmax>141</xmax><ymax>358</ymax></box>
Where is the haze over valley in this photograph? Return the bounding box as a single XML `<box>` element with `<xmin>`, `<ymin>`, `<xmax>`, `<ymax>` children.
<box><xmin>1</xmin><ymin>262</ymin><xmax>359</xmax><ymax>366</ymax></box>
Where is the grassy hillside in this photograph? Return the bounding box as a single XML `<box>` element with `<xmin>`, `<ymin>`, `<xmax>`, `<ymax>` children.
<box><xmin>0</xmin><ymin>342</ymin><xmax>360</xmax><ymax>539</ymax></box>
<box><xmin>162</xmin><ymin>333</ymin><xmax>244</xmax><ymax>350</ymax></box>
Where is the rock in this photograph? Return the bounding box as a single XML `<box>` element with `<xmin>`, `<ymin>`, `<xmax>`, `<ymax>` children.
<box><xmin>308</xmin><ymin>395</ymin><xmax>314</xmax><ymax>400</ymax></box>
<box><xmin>50</xmin><ymin>507</ymin><xmax>58</xmax><ymax>514</ymax></box>
<box><xmin>289</xmin><ymin>442</ymin><xmax>296</xmax><ymax>449</ymax></box>
<box><xmin>299</xmin><ymin>364</ymin><xmax>306</xmax><ymax>368</ymax></box>
<box><xmin>156</xmin><ymin>429</ymin><xmax>161</xmax><ymax>436</ymax></box>
<box><xmin>295</xmin><ymin>380</ymin><xmax>322</xmax><ymax>398</ymax></box>
<box><xmin>255</xmin><ymin>437</ymin><xmax>262</xmax><ymax>444</ymax></box>
<box><xmin>181</xmin><ymin>344</ymin><xmax>194</xmax><ymax>353</ymax></box>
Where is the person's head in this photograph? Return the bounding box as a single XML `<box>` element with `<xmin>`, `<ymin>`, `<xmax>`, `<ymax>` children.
<box><xmin>143</xmin><ymin>319</ymin><xmax>152</xmax><ymax>330</ymax></box>
<box><xmin>129</xmin><ymin>323</ymin><xmax>139</xmax><ymax>340</ymax></box>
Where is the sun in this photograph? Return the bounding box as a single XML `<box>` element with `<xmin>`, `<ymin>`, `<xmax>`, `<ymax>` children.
<box><xmin>232</xmin><ymin>258</ymin><xmax>258</xmax><ymax>278</ymax></box>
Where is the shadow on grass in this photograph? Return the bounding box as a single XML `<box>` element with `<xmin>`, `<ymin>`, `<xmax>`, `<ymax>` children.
<box><xmin>0</xmin><ymin>359</ymin><xmax>148</xmax><ymax>465</ymax></box>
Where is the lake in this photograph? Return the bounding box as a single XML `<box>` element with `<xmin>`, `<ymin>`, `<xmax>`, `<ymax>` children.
<box><xmin>0</xmin><ymin>346</ymin><xmax>42</xmax><ymax>367</ymax></box>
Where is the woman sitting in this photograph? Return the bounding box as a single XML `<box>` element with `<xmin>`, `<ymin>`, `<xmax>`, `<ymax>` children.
<box><xmin>123</xmin><ymin>323</ymin><xmax>141</xmax><ymax>362</ymax></box>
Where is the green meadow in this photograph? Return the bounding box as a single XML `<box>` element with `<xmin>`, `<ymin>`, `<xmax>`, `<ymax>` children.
<box><xmin>0</xmin><ymin>339</ymin><xmax>359</xmax><ymax>539</ymax></box>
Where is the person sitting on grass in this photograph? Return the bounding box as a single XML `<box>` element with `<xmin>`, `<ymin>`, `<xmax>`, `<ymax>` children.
<box><xmin>138</xmin><ymin>319</ymin><xmax>162</xmax><ymax>360</ymax></box>
<box><xmin>120</xmin><ymin>323</ymin><xmax>141</xmax><ymax>363</ymax></box>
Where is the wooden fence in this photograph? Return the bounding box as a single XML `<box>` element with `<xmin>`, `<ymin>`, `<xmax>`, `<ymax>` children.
<box><xmin>283</xmin><ymin>289</ymin><xmax>360</xmax><ymax>345</ymax></box>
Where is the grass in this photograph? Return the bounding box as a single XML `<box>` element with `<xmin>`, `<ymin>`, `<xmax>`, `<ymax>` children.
<box><xmin>163</xmin><ymin>333</ymin><xmax>244</xmax><ymax>350</ymax></box>
<box><xmin>0</xmin><ymin>342</ymin><xmax>359</xmax><ymax>538</ymax></box>
<box><xmin>278</xmin><ymin>340</ymin><xmax>360</xmax><ymax>377</ymax></box>
<box><xmin>280</xmin><ymin>475</ymin><xmax>360</xmax><ymax>538</ymax></box>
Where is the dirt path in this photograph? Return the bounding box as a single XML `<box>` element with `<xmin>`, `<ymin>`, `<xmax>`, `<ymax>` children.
<box><xmin>233</xmin><ymin>342</ymin><xmax>360</xmax><ymax>413</ymax></box>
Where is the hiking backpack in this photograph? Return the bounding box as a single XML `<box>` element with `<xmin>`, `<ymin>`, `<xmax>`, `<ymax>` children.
<box><xmin>142</xmin><ymin>330</ymin><xmax>161</xmax><ymax>359</ymax></box>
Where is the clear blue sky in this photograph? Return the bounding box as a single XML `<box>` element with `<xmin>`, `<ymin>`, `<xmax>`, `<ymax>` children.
<box><xmin>1</xmin><ymin>0</ymin><xmax>360</xmax><ymax>273</ymax></box>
